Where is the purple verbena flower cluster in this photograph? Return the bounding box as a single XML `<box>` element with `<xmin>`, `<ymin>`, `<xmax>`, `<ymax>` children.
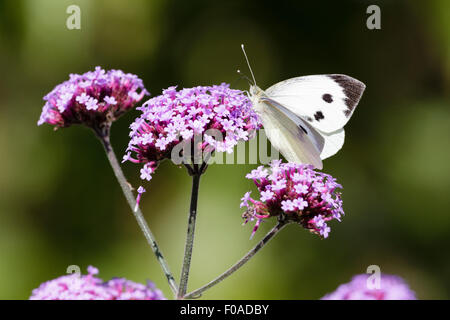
<box><xmin>38</xmin><ymin>67</ymin><xmax>148</xmax><ymax>129</ymax></box>
<box><xmin>124</xmin><ymin>84</ymin><xmax>261</xmax><ymax>181</ymax></box>
<box><xmin>240</xmin><ymin>160</ymin><xmax>344</xmax><ymax>239</ymax></box>
<box><xmin>321</xmin><ymin>274</ymin><xmax>417</xmax><ymax>300</ymax></box>
<box><xmin>29</xmin><ymin>266</ymin><xmax>165</xmax><ymax>300</ymax></box>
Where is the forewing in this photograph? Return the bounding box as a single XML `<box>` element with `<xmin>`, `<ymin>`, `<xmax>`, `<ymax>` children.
<box><xmin>265</xmin><ymin>74</ymin><xmax>365</xmax><ymax>133</ymax></box>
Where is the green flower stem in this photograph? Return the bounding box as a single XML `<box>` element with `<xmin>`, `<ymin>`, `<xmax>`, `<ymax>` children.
<box><xmin>184</xmin><ymin>220</ymin><xmax>290</xmax><ymax>299</ymax></box>
<box><xmin>178</xmin><ymin>165</ymin><xmax>202</xmax><ymax>298</ymax></box>
<box><xmin>95</xmin><ymin>126</ymin><xmax>178</xmax><ymax>297</ymax></box>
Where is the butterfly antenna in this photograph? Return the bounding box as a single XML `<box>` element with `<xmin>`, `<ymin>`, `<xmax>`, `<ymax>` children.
<box><xmin>236</xmin><ymin>69</ymin><xmax>253</xmax><ymax>86</ymax></box>
<box><xmin>241</xmin><ymin>44</ymin><xmax>257</xmax><ymax>85</ymax></box>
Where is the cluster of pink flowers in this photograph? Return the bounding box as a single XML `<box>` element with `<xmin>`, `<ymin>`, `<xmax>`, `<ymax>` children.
<box><xmin>36</xmin><ymin>66</ymin><xmax>413</xmax><ymax>301</ymax></box>
<box><xmin>240</xmin><ymin>160</ymin><xmax>344</xmax><ymax>238</ymax></box>
<box><xmin>38</xmin><ymin>67</ymin><xmax>148</xmax><ymax>129</ymax></box>
<box><xmin>124</xmin><ymin>84</ymin><xmax>261</xmax><ymax>181</ymax></box>
<box><xmin>321</xmin><ymin>274</ymin><xmax>417</xmax><ymax>300</ymax></box>
<box><xmin>29</xmin><ymin>266</ymin><xmax>165</xmax><ymax>300</ymax></box>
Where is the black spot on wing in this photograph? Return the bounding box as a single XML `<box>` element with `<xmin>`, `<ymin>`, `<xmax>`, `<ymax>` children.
<box><xmin>329</xmin><ymin>74</ymin><xmax>366</xmax><ymax>117</ymax></box>
<box><xmin>314</xmin><ymin>111</ymin><xmax>324</xmax><ymax>121</ymax></box>
<box><xmin>322</xmin><ymin>94</ymin><xmax>333</xmax><ymax>103</ymax></box>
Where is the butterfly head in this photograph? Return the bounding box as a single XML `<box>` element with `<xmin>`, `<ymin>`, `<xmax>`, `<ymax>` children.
<box><xmin>249</xmin><ymin>85</ymin><xmax>264</xmax><ymax>98</ymax></box>
<box><xmin>248</xmin><ymin>85</ymin><xmax>266</xmax><ymax>113</ymax></box>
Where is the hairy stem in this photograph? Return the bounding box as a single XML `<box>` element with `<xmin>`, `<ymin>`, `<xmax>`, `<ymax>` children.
<box><xmin>94</xmin><ymin>126</ymin><xmax>178</xmax><ymax>297</ymax></box>
<box><xmin>178</xmin><ymin>167</ymin><xmax>202</xmax><ymax>298</ymax></box>
<box><xmin>184</xmin><ymin>221</ymin><xmax>289</xmax><ymax>299</ymax></box>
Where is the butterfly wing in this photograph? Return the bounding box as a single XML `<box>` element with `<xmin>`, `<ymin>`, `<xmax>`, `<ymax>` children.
<box><xmin>265</xmin><ymin>74</ymin><xmax>365</xmax><ymax>133</ymax></box>
<box><xmin>319</xmin><ymin>128</ymin><xmax>345</xmax><ymax>160</ymax></box>
<box><xmin>256</xmin><ymin>96</ymin><xmax>324</xmax><ymax>169</ymax></box>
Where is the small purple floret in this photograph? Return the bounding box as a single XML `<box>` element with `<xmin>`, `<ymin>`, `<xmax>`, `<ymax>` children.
<box><xmin>134</xmin><ymin>186</ymin><xmax>146</xmax><ymax>212</ymax></box>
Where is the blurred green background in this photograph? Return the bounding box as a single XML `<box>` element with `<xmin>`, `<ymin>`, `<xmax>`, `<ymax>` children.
<box><xmin>0</xmin><ymin>0</ymin><xmax>449</xmax><ymax>299</ymax></box>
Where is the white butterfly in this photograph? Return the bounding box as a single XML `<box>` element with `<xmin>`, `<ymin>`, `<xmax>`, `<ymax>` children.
<box><xmin>241</xmin><ymin>45</ymin><xmax>366</xmax><ymax>169</ymax></box>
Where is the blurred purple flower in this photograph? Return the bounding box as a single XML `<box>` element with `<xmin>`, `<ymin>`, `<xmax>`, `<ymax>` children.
<box><xmin>29</xmin><ymin>266</ymin><xmax>165</xmax><ymax>300</ymax></box>
<box><xmin>38</xmin><ymin>67</ymin><xmax>148</xmax><ymax>129</ymax></box>
<box><xmin>321</xmin><ymin>274</ymin><xmax>417</xmax><ymax>300</ymax></box>
<box><xmin>241</xmin><ymin>160</ymin><xmax>344</xmax><ymax>239</ymax></box>
<box><xmin>125</xmin><ymin>84</ymin><xmax>261</xmax><ymax>181</ymax></box>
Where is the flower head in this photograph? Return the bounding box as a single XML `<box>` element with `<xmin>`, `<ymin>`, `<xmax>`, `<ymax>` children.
<box><xmin>29</xmin><ymin>266</ymin><xmax>165</xmax><ymax>300</ymax></box>
<box><xmin>38</xmin><ymin>67</ymin><xmax>149</xmax><ymax>129</ymax></box>
<box><xmin>125</xmin><ymin>84</ymin><xmax>261</xmax><ymax>181</ymax></box>
<box><xmin>241</xmin><ymin>160</ymin><xmax>344</xmax><ymax>238</ymax></box>
<box><xmin>321</xmin><ymin>274</ymin><xmax>417</xmax><ymax>300</ymax></box>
